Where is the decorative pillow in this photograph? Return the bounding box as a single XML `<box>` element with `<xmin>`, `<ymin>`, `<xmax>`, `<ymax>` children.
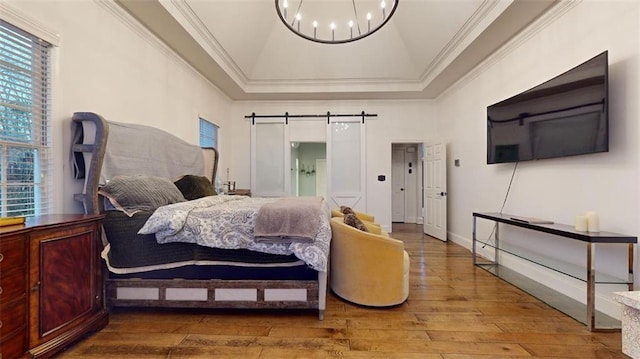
<box><xmin>344</xmin><ymin>213</ymin><xmax>368</xmax><ymax>232</ymax></box>
<box><xmin>340</xmin><ymin>205</ymin><xmax>356</xmax><ymax>215</ymax></box>
<box><xmin>98</xmin><ymin>175</ymin><xmax>186</xmax><ymax>217</ymax></box>
<box><xmin>174</xmin><ymin>174</ymin><xmax>215</xmax><ymax>200</ymax></box>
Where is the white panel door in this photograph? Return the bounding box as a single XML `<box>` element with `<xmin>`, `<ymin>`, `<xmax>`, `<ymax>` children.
<box><xmin>327</xmin><ymin>119</ymin><xmax>366</xmax><ymax>212</ymax></box>
<box><xmin>424</xmin><ymin>142</ymin><xmax>447</xmax><ymax>241</ymax></box>
<box><xmin>251</xmin><ymin>118</ymin><xmax>290</xmax><ymax>197</ymax></box>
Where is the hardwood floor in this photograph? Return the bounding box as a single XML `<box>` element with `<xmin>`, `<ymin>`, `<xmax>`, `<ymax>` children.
<box><xmin>58</xmin><ymin>223</ymin><xmax>626</xmax><ymax>358</ymax></box>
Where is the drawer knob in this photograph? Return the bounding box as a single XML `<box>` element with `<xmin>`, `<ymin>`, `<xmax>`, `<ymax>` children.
<box><xmin>0</xmin><ymin>253</ymin><xmax>3</xmax><ymax>262</ymax></box>
<box><xmin>0</xmin><ymin>320</ymin><xmax>3</xmax><ymax>329</ymax></box>
<box><xmin>0</xmin><ymin>286</ymin><xmax>3</xmax><ymax>295</ymax></box>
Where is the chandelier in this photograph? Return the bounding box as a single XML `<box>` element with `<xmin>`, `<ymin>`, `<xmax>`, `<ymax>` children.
<box><xmin>275</xmin><ymin>0</ymin><xmax>399</xmax><ymax>44</ymax></box>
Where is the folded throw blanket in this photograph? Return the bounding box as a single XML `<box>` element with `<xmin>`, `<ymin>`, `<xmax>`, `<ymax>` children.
<box><xmin>254</xmin><ymin>197</ymin><xmax>323</xmax><ymax>243</ymax></box>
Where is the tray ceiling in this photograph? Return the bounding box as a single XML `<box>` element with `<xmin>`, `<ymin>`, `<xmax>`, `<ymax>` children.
<box><xmin>116</xmin><ymin>0</ymin><xmax>557</xmax><ymax>100</ymax></box>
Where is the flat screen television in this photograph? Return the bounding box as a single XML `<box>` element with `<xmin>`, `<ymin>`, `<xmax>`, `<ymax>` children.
<box><xmin>487</xmin><ymin>51</ymin><xmax>608</xmax><ymax>164</ymax></box>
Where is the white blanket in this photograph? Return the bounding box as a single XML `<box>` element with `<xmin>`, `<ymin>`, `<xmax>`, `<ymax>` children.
<box><xmin>138</xmin><ymin>195</ymin><xmax>330</xmax><ymax>271</ymax></box>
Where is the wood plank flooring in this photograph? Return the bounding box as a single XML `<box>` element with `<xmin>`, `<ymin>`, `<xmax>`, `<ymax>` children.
<box><xmin>57</xmin><ymin>223</ymin><xmax>627</xmax><ymax>358</ymax></box>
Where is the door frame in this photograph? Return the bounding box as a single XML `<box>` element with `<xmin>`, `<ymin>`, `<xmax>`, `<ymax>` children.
<box><xmin>390</xmin><ymin>141</ymin><xmax>425</xmax><ymax>225</ymax></box>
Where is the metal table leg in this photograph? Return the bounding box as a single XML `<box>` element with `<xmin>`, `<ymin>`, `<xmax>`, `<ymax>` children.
<box><xmin>587</xmin><ymin>242</ymin><xmax>595</xmax><ymax>331</ymax></box>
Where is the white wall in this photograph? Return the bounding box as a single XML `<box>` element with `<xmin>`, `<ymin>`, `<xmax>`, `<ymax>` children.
<box><xmin>230</xmin><ymin>100</ymin><xmax>437</xmax><ymax>230</ymax></box>
<box><xmin>2</xmin><ymin>1</ymin><xmax>233</xmax><ymax>214</ymax></box>
<box><xmin>438</xmin><ymin>1</ymin><xmax>640</xmax><ymax>319</ymax></box>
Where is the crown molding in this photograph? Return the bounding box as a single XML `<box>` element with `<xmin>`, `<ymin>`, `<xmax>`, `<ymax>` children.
<box><xmin>419</xmin><ymin>0</ymin><xmax>511</xmax><ymax>85</ymax></box>
<box><xmin>440</xmin><ymin>0</ymin><xmax>576</xmax><ymax>99</ymax></box>
<box><xmin>96</xmin><ymin>0</ymin><xmax>173</xmax><ymax>58</ymax></box>
<box><xmin>160</xmin><ymin>0</ymin><xmax>249</xmax><ymax>85</ymax></box>
<box><xmin>242</xmin><ymin>77</ymin><xmax>424</xmax><ymax>95</ymax></box>
<box><xmin>0</xmin><ymin>2</ymin><xmax>60</xmax><ymax>45</ymax></box>
<box><xmin>98</xmin><ymin>0</ymin><xmax>231</xmax><ymax>101</ymax></box>
<box><xmin>478</xmin><ymin>0</ymin><xmax>580</xmax><ymax>75</ymax></box>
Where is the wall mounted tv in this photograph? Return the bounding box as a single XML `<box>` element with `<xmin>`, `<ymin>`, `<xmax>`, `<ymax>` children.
<box><xmin>487</xmin><ymin>51</ymin><xmax>608</xmax><ymax>164</ymax></box>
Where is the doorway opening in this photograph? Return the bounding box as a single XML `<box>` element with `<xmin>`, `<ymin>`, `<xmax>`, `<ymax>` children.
<box><xmin>391</xmin><ymin>143</ymin><xmax>423</xmax><ymax>224</ymax></box>
<box><xmin>290</xmin><ymin>142</ymin><xmax>327</xmax><ymax>198</ymax></box>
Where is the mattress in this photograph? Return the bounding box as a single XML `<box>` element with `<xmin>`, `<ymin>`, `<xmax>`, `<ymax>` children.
<box><xmin>108</xmin><ymin>263</ymin><xmax>318</xmax><ymax>280</ymax></box>
<box><xmin>102</xmin><ymin>210</ymin><xmax>309</xmax><ymax>276</ymax></box>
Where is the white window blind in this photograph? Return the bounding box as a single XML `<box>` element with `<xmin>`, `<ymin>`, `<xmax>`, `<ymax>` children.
<box><xmin>199</xmin><ymin>117</ymin><xmax>218</xmax><ymax>148</ymax></box>
<box><xmin>0</xmin><ymin>19</ymin><xmax>52</xmax><ymax>217</ymax></box>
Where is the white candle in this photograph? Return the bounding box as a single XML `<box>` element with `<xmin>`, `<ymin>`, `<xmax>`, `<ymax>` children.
<box><xmin>586</xmin><ymin>211</ymin><xmax>600</xmax><ymax>232</ymax></box>
<box><xmin>575</xmin><ymin>215</ymin><xmax>588</xmax><ymax>232</ymax></box>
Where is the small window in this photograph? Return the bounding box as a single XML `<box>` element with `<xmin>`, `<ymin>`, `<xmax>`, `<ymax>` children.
<box><xmin>199</xmin><ymin>117</ymin><xmax>218</xmax><ymax>148</ymax></box>
<box><xmin>0</xmin><ymin>20</ymin><xmax>52</xmax><ymax>217</ymax></box>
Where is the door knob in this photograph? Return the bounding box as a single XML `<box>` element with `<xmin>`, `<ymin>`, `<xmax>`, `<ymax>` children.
<box><xmin>400</xmin><ymin>188</ymin><xmax>404</xmax><ymax>191</ymax></box>
<box><xmin>440</xmin><ymin>191</ymin><xmax>447</xmax><ymax>196</ymax></box>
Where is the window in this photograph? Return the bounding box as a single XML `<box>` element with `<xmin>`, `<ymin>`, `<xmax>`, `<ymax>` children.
<box><xmin>0</xmin><ymin>19</ymin><xmax>52</xmax><ymax>217</ymax></box>
<box><xmin>199</xmin><ymin>117</ymin><xmax>218</xmax><ymax>148</ymax></box>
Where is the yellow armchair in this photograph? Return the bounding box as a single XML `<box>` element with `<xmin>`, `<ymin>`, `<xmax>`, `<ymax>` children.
<box><xmin>329</xmin><ymin>217</ymin><xmax>409</xmax><ymax>307</ymax></box>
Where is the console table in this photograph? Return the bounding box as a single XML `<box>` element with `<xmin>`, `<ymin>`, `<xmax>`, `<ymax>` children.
<box><xmin>472</xmin><ymin>212</ymin><xmax>636</xmax><ymax>331</ymax></box>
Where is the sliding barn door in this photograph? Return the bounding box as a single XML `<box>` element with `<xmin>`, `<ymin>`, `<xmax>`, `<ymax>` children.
<box><xmin>326</xmin><ymin>118</ymin><xmax>366</xmax><ymax>212</ymax></box>
<box><xmin>251</xmin><ymin>118</ymin><xmax>290</xmax><ymax>197</ymax></box>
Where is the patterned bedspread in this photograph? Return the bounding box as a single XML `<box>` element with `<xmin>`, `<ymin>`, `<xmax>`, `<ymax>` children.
<box><xmin>138</xmin><ymin>195</ymin><xmax>331</xmax><ymax>271</ymax></box>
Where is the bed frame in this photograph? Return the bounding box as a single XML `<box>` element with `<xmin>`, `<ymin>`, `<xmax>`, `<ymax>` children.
<box><xmin>71</xmin><ymin>112</ymin><xmax>327</xmax><ymax>319</ymax></box>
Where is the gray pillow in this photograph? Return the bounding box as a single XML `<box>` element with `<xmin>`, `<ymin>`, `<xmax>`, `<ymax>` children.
<box><xmin>99</xmin><ymin>175</ymin><xmax>186</xmax><ymax>216</ymax></box>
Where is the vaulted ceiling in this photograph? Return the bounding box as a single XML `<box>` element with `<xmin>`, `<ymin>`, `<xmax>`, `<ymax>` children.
<box><xmin>115</xmin><ymin>0</ymin><xmax>557</xmax><ymax>101</ymax></box>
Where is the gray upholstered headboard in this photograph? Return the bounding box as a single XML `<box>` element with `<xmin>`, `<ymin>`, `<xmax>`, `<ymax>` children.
<box><xmin>71</xmin><ymin>112</ymin><xmax>219</xmax><ymax>214</ymax></box>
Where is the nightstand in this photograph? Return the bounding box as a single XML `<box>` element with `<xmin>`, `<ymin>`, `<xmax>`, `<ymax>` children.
<box><xmin>0</xmin><ymin>214</ymin><xmax>108</xmax><ymax>359</ymax></box>
<box><xmin>228</xmin><ymin>189</ymin><xmax>251</xmax><ymax>197</ymax></box>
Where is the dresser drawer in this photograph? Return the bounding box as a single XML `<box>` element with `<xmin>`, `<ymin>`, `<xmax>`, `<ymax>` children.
<box><xmin>0</xmin><ymin>268</ymin><xmax>26</xmax><ymax>304</ymax></box>
<box><xmin>0</xmin><ymin>236</ymin><xmax>27</xmax><ymax>272</ymax></box>
<box><xmin>0</xmin><ymin>329</ymin><xmax>28</xmax><ymax>359</ymax></box>
<box><xmin>0</xmin><ymin>299</ymin><xmax>27</xmax><ymax>341</ymax></box>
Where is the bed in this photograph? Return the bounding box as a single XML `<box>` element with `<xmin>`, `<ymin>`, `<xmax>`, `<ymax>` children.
<box><xmin>70</xmin><ymin>112</ymin><xmax>328</xmax><ymax>319</ymax></box>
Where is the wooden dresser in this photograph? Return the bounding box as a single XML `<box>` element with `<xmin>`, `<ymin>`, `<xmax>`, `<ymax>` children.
<box><xmin>0</xmin><ymin>214</ymin><xmax>107</xmax><ymax>359</ymax></box>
